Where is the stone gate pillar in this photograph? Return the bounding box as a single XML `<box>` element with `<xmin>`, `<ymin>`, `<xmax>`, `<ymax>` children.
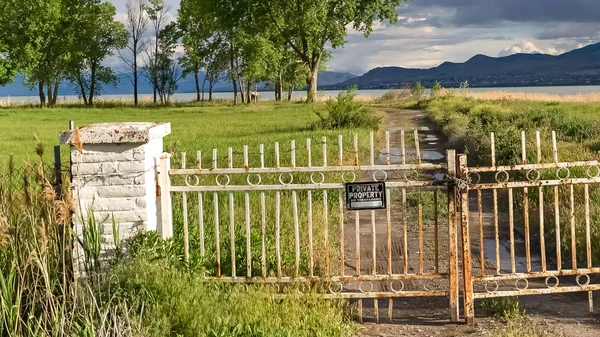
<box><xmin>60</xmin><ymin>122</ymin><xmax>171</xmax><ymax>274</ymax></box>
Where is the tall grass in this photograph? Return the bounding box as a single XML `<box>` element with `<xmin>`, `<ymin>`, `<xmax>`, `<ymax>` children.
<box><xmin>1</xmin><ymin>146</ymin><xmax>357</xmax><ymax>336</ymax></box>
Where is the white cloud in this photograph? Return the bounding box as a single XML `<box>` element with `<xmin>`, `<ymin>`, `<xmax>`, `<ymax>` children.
<box><xmin>497</xmin><ymin>40</ymin><xmax>563</xmax><ymax>57</ymax></box>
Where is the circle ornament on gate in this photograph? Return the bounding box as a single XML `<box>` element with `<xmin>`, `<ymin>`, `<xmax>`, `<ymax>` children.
<box><xmin>515</xmin><ymin>278</ymin><xmax>529</xmax><ymax>291</ymax></box>
<box><xmin>359</xmin><ymin>281</ymin><xmax>374</xmax><ymax>293</ymax></box>
<box><xmin>216</xmin><ymin>174</ymin><xmax>231</xmax><ymax>186</ymax></box>
<box><xmin>556</xmin><ymin>167</ymin><xmax>571</xmax><ymax>180</ymax></box>
<box><xmin>545</xmin><ymin>276</ymin><xmax>559</xmax><ymax>288</ymax></box>
<box><xmin>495</xmin><ymin>170</ymin><xmax>509</xmax><ymax>183</ymax></box>
<box><xmin>587</xmin><ymin>165</ymin><xmax>600</xmax><ymax>178</ymax></box>
<box><xmin>329</xmin><ymin>281</ymin><xmax>344</xmax><ymax>294</ymax></box>
<box><xmin>485</xmin><ymin>280</ymin><xmax>499</xmax><ymax>293</ymax></box>
<box><xmin>185</xmin><ymin>175</ymin><xmax>200</xmax><ymax>186</ymax></box>
<box><xmin>373</xmin><ymin>170</ymin><xmax>388</xmax><ymax>182</ymax></box>
<box><xmin>526</xmin><ymin>169</ymin><xmax>541</xmax><ymax>182</ymax></box>
<box><xmin>342</xmin><ymin>171</ymin><xmax>356</xmax><ymax>183</ymax></box>
<box><xmin>468</xmin><ymin>172</ymin><xmax>481</xmax><ymax>185</ymax></box>
<box><xmin>278</xmin><ymin>172</ymin><xmax>294</xmax><ymax>185</ymax></box>
<box><xmin>310</xmin><ymin>172</ymin><xmax>325</xmax><ymax>184</ymax></box>
<box><xmin>247</xmin><ymin>173</ymin><xmax>262</xmax><ymax>186</ymax></box>
<box><xmin>390</xmin><ymin>280</ymin><xmax>405</xmax><ymax>293</ymax></box>
<box><xmin>576</xmin><ymin>274</ymin><xmax>591</xmax><ymax>287</ymax></box>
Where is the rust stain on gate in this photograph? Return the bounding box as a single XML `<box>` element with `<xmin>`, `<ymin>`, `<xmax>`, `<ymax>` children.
<box><xmin>159</xmin><ymin>129</ymin><xmax>599</xmax><ymax>325</ymax></box>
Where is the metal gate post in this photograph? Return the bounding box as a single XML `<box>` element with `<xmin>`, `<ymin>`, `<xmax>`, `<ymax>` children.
<box><xmin>447</xmin><ymin>150</ymin><xmax>460</xmax><ymax>322</ymax></box>
<box><xmin>458</xmin><ymin>153</ymin><xmax>475</xmax><ymax>325</ymax></box>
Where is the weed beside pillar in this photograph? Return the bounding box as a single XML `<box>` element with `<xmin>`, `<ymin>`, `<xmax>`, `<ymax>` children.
<box><xmin>60</xmin><ymin>122</ymin><xmax>171</xmax><ymax>276</ymax></box>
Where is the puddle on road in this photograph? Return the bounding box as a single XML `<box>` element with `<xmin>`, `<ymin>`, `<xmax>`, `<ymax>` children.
<box><xmin>378</xmin><ymin>147</ymin><xmax>445</xmax><ymax>164</ymax></box>
<box><xmin>483</xmin><ymin>239</ymin><xmax>541</xmax><ymax>274</ymax></box>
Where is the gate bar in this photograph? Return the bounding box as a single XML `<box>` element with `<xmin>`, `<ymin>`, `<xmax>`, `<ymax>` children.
<box><xmin>447</xmin><ymin>149</ymin><xmax>459</xmax><ymax>322</ymax></box>
<box><xmin>458</xmin><ymin>153</ymin><xmax>475</xmax><ymax>325</ymax></box>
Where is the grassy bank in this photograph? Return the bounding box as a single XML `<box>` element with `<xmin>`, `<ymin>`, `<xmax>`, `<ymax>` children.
<box><xmin>0</xmin><ymin>100</ymin><xmax>379</xmax><ymax>169</ymax></box>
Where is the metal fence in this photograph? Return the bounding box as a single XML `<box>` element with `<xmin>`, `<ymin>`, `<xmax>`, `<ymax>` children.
<box><xmin>0</xmin><ymin>147</ymin><xmax>69</xmax><ymax>210</ymax></box>
<box><xmin>158</xmin><ymin>129</ymin><xmax>600</xmax><ymax>325</ymax></box>
<box><xmin>462</xmin><ymin>131</ymin><xmax>600</xmax><ymax>324</ymax></box>
<box><xmin>160</xmin><ymin>130</ymin><xmax>462</xmax><ymax>323</ymax></box>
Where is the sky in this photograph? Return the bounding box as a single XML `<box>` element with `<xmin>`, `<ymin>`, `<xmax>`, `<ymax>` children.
<box><xmin>109</xmin><ymin>0</ymin><xmax>600</xmax><ymax>75</ymax></box>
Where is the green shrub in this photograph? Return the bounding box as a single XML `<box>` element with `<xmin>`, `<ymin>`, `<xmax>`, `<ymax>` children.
<box><xmin>430</xmin><ymin>81</ymin><xmax>443</xmax><ymax>97</ymax></box>
<box><xmin>312</xmin><ymin>87</ymin><xmax>381</xmax><ymax>130</ymax></box>
<box><xmin>411</xmin><ymin>81</ymin><xmax>425</xmax><ymax>98</ymax></box>
<box><xmin>110</xmin><ymin>259</ymin><xmax>356</xmax><ymax>337</ymax></box>
<box><xmin>480</xmin><ymin>297</ymin><xmax>524</xmax><ymax>321</ymax></box>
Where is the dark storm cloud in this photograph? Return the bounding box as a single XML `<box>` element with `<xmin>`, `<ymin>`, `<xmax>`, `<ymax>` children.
<box><xmin>536</xmin><ymin>23</ymin><xmax>600</xmax><ymax>40</ymax></box>
<box><xmin>400</xmin><ymin>0</ymin><xmax>600</xmax><ymax>26</ymax></box>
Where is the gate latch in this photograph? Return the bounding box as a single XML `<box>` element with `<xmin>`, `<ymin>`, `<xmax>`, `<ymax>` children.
<box><xmin>444</xmin><ymin>174</ymin><xmax>470</xmax><ymax>190</ymax></box>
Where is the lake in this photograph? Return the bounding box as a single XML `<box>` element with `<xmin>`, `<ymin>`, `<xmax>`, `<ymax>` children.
<box><xmin>3</xmin><ymin>85</ymin><xmax>600</xmax><ymax>104</ymax></box>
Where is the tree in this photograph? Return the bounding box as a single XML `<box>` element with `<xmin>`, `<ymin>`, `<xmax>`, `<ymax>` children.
<box><xmin>0</xmin><ymin>0</ymin><xmax>18</xmax><ymax>86</ymax></box>
<box><xmin>118</xmin><ymin>0</ymin><xmax>150</xmax><ymax>106</ymax></box>
<box><xmin>1</xmin><ymin>0</ymin><xmax>70</xmax><ymax>106</ymax></box>
<box><xmin>68</xmin><ymin>1</ymin><xmax>127</xmax><ymax>105</ymax></box>
<box><xmin>431</xmin><ymin>80</ymin><xmax>443</xmax><ymax>97</ymax></box>
<box><xmin>146</xmin><ymin>22</ymin><xmax>182</xmax><ymax>104</ymax></box>
<box><xmin>258</xmin><ymin>0</ymin><xmax>408</xmax><ymax>102</ymax></box>
<box><xmin>411</xmin><ymin>81</ymin><xmax>425</xmax><ymax>98</ymax></box>
<box><xmin>203</xmin><ymin>38</ymin><xmax>229</xmax><ymax>101</ymax></box>
<box><xmin>179</xmin><ymin>0</ymin><xmax>219</xmax><ymax>102</ymax></box>
<box><xmin>144</xmin><ymin>0</ymin><xmax>171</xmax><ymax>104</ymax></box>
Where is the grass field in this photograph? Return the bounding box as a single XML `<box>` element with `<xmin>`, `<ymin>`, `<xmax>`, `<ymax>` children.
<box><xmin>0</xmin><ymin>101</ymin><xmax>379</xmax><ymax>170</ymax></box>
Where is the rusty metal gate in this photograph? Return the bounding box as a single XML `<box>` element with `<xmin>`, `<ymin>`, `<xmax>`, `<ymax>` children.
<box><xmin>158</xmin><ymin>129</ymin><xmax>598</xmax><ymax>325</ymax></box>
<box><xmin>460</xmin><ymin>131</ymin><xmax>600</xmax><ymax>324</ymax></box>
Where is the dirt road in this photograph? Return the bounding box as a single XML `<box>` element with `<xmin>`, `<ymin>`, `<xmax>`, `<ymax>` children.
<box><xmin>354</xmin><ymin>108</ymin><xmax>600</xmax><ymax>337</ymax></box>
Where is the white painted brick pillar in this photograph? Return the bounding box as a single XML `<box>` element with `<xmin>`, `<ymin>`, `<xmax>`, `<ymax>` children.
<box><xmin>60</xmin><ymin>122</ymin><xmax>171</xmax><ymax>273</ymax></box>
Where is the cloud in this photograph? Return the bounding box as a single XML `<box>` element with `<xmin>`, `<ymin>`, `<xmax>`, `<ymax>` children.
<box><xmin>497</xmin><ymin>41</ymin><xmax>563</xmax><ymax>57</ymax></box>
<box><xmin>104</xmin><ymin>0</ymin><xmax>600</xmax><ymax>75</ymax></box>
<box><xmin>536</xmin><ymin>22</ymin><xmax>600</xmax><ymax>40</ymax></box>
<box><xmin>402</xmin><ymin>0</ymin><xmax>600</xmax><ymax>27</ymax></box>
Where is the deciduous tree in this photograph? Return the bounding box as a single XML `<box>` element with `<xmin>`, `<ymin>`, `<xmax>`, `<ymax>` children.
<box><xmin>68</xmin><ymin>1</ymin><xmax>128</xmax><ymax>105</ymax></box>
<box><xmin>118</xmin><ymin>0</ymin><xmax>151</xmax><ymax>106</ymax></box>
<box><xmin>258</xmin><ymin>0</ymin><xmax>408</xmax><ymax>102</ymax></box>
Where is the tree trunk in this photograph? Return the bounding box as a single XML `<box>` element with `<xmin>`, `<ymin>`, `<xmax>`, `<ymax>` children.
<box><xmin>306</xmin><ymin>66</ymin><xmax>318</xmax><ymax>103</ymax></box>
<box><xmin>209</xmin><ymin>81</ymin><xmax>214</xmax><ymax>101</ymax></box>
<box><xmin>278</xmin><ymin>73</ymin><xmax>283</xmax><ymax>102</ymax></box>
<box><xmin>194</xmin><ymin>70</ymin><xmax>201</xmax><ymax>102</ymax></box>
<box><xmin>246</xmin><ymin>80</ymin><xmax>251</xmax><ymax>104</ymax></box>
<box><xmin>38</xmin><ymin>82</ymin><xmax>46</xmax><ymax>107</ymax></box>
<box><xmin>230</xmin><ymin>40</ymin><xmax>238</xmax><ymax>105</ymax></box>
<box><xmin>52</xmin><ymin>80</ymin><xmax>59</xmax><ymax>106</ymax></box>
<box><xmin>288</xmin><ymin>88</ymin><xmax>293</xmax><ymax>101</ymax></box>
<box><xmin>89</xmin><ymin>63</ymin><xmax>96</xmax><ymax>105</ymax></box>
<box><xmin>47</xmin><ymin>83</ymin><xmax>52</xmax><ymax>107</ymax></box>
<box><xmin>239</xmin><ymin>80</ymin><xmax>246</xmax><ymax>103</ymax></box>
<box><xmin>77</xmin><ymin>74</ymin><xmax>88</xmax><ymax>106</ymax></box>
<box><xmin>133</xmin><ymin>44</ymin><xmax>138</xmax><ymax>106</ymax></box>
<box><xmin>202</xmin><ymin>77</ymin><xmax>207</xmax><ymax>101</ymax></box>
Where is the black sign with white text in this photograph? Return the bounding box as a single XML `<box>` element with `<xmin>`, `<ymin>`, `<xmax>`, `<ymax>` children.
<box><xmin>345</xmin><ymin>182</ymin><xmax>386</xmax><ymax>210</ymax></box>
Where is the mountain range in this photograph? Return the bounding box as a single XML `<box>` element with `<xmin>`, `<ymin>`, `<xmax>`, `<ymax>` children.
<box><xmin>3</xmin><ymin>41</ymin><xmax>600</xmax><ymax>97</ymax></box>
<box><xmin>326</xmin><ymin>42</ymin><xmax>600</xmax><ymax>89</ymax></box>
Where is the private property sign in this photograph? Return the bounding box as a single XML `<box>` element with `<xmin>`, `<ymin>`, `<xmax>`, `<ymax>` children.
<box><xmin>345</xmin><ymin>182</ymin><xmax>386</xmax><ymax>210</ymax></box>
